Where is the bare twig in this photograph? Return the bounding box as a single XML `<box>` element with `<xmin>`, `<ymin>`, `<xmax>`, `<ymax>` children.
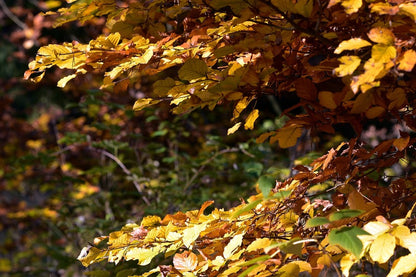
<box><xmin>0</xmin><ymin>0</ymin><xmax>27</xmax><ymax>30</ymax></box>
<box><xmin>91</xmin><ymin>147</ymin><xmax>151</xmax><ymax>205</ymax></box>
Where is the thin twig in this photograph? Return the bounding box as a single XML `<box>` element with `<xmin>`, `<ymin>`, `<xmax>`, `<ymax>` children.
<box><xmin>91</xmin><ymin>147</ymin><xmax>151</xmax><ymax>205</ymax></box>
<box><xmin>0</xmin><ymin>0</ymin><xmax>27</xmax><ymax>30</ymax></box>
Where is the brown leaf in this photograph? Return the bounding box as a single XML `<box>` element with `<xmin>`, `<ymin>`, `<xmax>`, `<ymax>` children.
<box><xmin>294</xmin><ymin>78</ymin><xmax>317</xmax><ymax>101</ymax></box>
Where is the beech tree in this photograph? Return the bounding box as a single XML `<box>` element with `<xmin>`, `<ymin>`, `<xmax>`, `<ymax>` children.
<box><xmin>25</xmin><ymin>0</ymin><xmax>416</xmax><ymax>276</ymax></box>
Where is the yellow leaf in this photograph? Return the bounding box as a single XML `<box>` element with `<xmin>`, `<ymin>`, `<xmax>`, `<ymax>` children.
<box><xmin>125</xmin><ymin>246</ymin><xmax>162</xmax><ymax>265</ymax></box>
<box><xmin>370</xmin><ymin>3</ymin><xmax>399</xmax><ymax>15</ymax></box>
<box><xmin>107</xmin><ymin>32</ymin><xmax>121</xmax><ymax>48</ymax></box>
<box><xmin>391</xmin><ymin>225</ymin><xmax>410</xmax><ymax>246</ymax></box>
<box><xmin>223</xmin><ymin>233</ymin><xmax>243</xmax><ymax>259</ymax></box>
<box><xmin>78</xmin><ymin>246</ymin><xmax>107</xmax><ymax>267</ymax></box>
<box><xmin>270</xmin><ymin>125</ymin><xmax>303</xmax><ymax>148</ymax></box>
<box><xmin>399</xmin><ymin>3</ymin><xmax>416</xmax><ymax>21</ymax></box>
<box><xmin>398</xmin><ymin>50</ymin><xmax>416</xmax><ymax>72</ymax></box>
<box><xmin>369</xmin><ymin>233</ymin><xmax>396</xmax><ymax>263</ymax></box>
<box><xmin>293</xmin><ymin>0</ymin><xmax>313</xmax><ymax>17</ymax></box>
<box><xmin>371</xmin><ymin>45</ymin><xmax>396</xmax><ymax>64</ymax></box>
<box><xmin>340</xmin><ymin>253</ymin><xmax>357</xmax><ymax>277</ymax></box>
<box><xmin>318</xmin><ymin>91</ymin><xmax>337</xmax><ymax>109</ymax></box>
<box><xmin>182</xmin><ymin>223</ymin><xmax>207</xmax><ymax>249</ymax></box>
<box><xmin>341</xmin><ymin>0</ymin><xmax>363</xmax><ymax>14</ymax></box>
<box><xmin>247</xmin><ymin>238</ymin><xmax>271</xmax><ymax>252</ymax></box>
<box><xmin>291</xmin><ymin>261</ymin><xmax>312</xmax><ymax>273</ymax></box>
<box><xmin>232</xmin><ymin>97</ymin><xmax>253</xmax><ymax>121</ymax></box>
<box><xmin>244</xmin><ymin>109</ymin><xmax>259</xmax><ymax>130</ymax></box>
<box><xmin>57</xmin><ymin>74</ymin><xmax>77</xmax><ymax>88</ymax></box>
<box><xmin>363</xmin><ymin>221</ymin><xmax>391</xmax><ymax>236</ymax></box>
<box><xmin>140</xmin><ymin>215</ymin><xmax>161</xmax><ymax>227</ymax></box>
<box><xmin>368</xmin><ymin>28</ymin><xmax>395</xmax><ymax>45</ymax></box>
<box><xmin>334</xmin><ymin>38</ymin><xmax>371</xmax><ymax>54</ymax></box>
<box><xmin>401</xmin><ymin>233</ymin><xmax>416</xmax><ymax>253</ymax></box>
<box><xmin>277</xmin><ymin>262</ymin><xmax>300</xmax><ymax>277</ymax></box>
<box><xmin>387</xmin><ymin>253</ymin><xmax>416</xmax><ymax>277</ymax></box>
<box><xmin>133</xmin><ymin>98</ymin><xmax>162</xmax><ymax>111</ymax></box>
<box><xmin>334</xmin><ymin>56</ymin><xmax>361</xmax><ymax>77</ymax></box>
<box><xmin>227</xmin><ymin>122</ymin><xmax>242</xmax><ymax>135</ymax></box>
<box><xmin>317</xmin><ymin>254</ymin><xmax>333</xmax><ymax>266</ymax></box>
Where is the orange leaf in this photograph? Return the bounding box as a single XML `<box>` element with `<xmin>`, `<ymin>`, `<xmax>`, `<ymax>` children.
<box><xmin>319</xmin><ymin>91</ymin><xmax>337</xmax><ymax>109</ymax></box>
<box><xmin>197</xmin><ymin>200</ymin><xmax>214</xmax><ymax>218</ymax></box>
<box><xmin>398</xmin><ymin>50</ymin><xmax>416</xmax><ymax>72</ymax></box>
<box><xmin>393</xmin><ymin>136</ymin><xmax>410</xmax><ymax>151</ymax></box>
<box><xmin>173</xmin><ymin>251</ymin><xmax>198</xmax><ymax>272</ymax></box>
<box><xmin>271</xmin><ymin>124</ymin><xmax>303</xmax><ymax>148</ymax></box>
<box><xmin>368</xmin><ymin>28</ymin><xmax>395</xmax><ymax>45</ymax></box>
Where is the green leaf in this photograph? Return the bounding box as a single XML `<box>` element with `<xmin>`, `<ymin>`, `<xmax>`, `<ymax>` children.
<box><xmin>329</xmin><ymin>209</ymin><xmax>363</xmax><ymax>222</ymax></box>
<box><xmin>178</xmin><ymin>59</ymin><xmax>208</xmax><ymax>81</ymax></box>
<box><xmin>258</xmin><ymin>175</ymin><xmax>275</xmax><ymax>197</ymax></box>
<box><xmin>279</xmin><ymin>238</ymin><xmax>303</xmax><ymax>256</ymax></box>
<box><xmin>328</xmin><ymin>226</ymin><xmax>369</xmax><ymax>258</ymax></box>
<box><xmin>232</xmin><ymin>199</ymin><xmax>263</xmax><ymax>219</ymax></box>
<box><xmin>305</xmin><ymin>217</ymin><xmax>330</xmax><ymax>228</ymax></box>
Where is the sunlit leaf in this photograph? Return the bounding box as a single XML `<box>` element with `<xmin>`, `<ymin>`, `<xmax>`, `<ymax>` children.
<box><xmin>334</xmin><ymin>56</ymin><xmax>361</xmax><ymax>77</ymax></box>
<box><xmin>387</xmin><ymin>253</ymin><xmax>416</xmax><ymax>277</ymax></box>
<box><xmin>329</xmin><ymin>209</ymin><xmax>363</xmax><ymax>221</ymax></box>
<box><xmin>133</xmin><ymin>98</ymin><xmax>162</xmax><ymax>111</ymax></box>
<box><xmin>367</xmin><ymin>28</ymin><xmax>395</xmax><ymax>45</ymax></box>
<box><xmin>182</xmin><ymin>223</ymin><xmax>207</xmax><ymax>248</ymax></box>
<box><xmin>329</xmin><ymin>226</ymin><xmax>369</xmax><ymax>258</ymax></box>
<box><xmin>244</xmin><ymin>109</ymin><xmax>259</xmax><ymax>130</ymax></box>
<box><xmin>305</xmin><ymin>217</ymin><xmax>330</xmax><ymax>228</ymax></box>
<box><xmin>397</xmin><ymin>50</ymin><xmax>416</xmax><ymax>72</ymax></box>
<box><xmin>223</xmin><ymin>233</ymin><xmax>244</xmax><ymax>259</ymax></box>
<box><xmin>334</xmin><ymin>38</ymin><xmax>371</xmax><ymax>54</ymax></box>
<box><xmin>173</xmin><ymin>251</ymin><xmax>198</xmax><ymax>272</ymax></box>
<box><xmin>369</xmin><ymin>233</ymin><xmax>396</xmax><ymax>263</ymax></box>
<box><xmin>227</xmin><ymin>122</ymin><xmax>242</xmax><ymax>135</ymax></box>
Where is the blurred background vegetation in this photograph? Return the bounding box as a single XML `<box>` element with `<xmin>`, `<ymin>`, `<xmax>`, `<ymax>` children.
<box><xmin>0</xmin><ymin>1</ymin><xmax>295</xmax><ymax>275</ymax></box>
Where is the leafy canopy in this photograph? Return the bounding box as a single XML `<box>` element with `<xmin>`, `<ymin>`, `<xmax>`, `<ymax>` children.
<box><xmin>27</xmin><ymin>0</ymin><xmax>416</xmax><ymax>276</ymax></box>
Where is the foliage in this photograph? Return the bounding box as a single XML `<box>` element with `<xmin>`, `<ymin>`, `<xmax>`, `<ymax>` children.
<box><xmin>22</xmin><ymin>0</ymin><xmax>416</xmax><ymax>276</ymax></box>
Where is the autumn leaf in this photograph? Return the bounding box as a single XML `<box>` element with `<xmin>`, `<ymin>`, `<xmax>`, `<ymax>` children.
<box><xmin>387</xmin><ymin>253</ymin><xmax>416</xmax><ymax>277</ymax></box>
<box><xmin>227</xmin><ymin>122</ymin><xmax>242</xmax><ymax>135</ymax></box>
<box><xmin>133</xmin><ymin>98</ymin><xmax>162</xmax><ymax>111</ymax></box>
<box><xmin>319</xmin><ymin>91</ymin><xmax>337</xmax><ymax>109</ymax></box>
<box><xmin>369</xmin><ymin>233</ymin><xmax>396</xmax><ymax>263</ymax></box>
<box><xmin>173</xmin><ymin>251</ymin><xmax>198</xmax><ymax>272</ymax></box>
<box><xmin>334</xmin><ymin>56</ymin><xmax>361</xmax><ymax>77</ymax></box>
<box><xmin>270</xmin><ymin>124</ymin><xmax>303</xmax><ymax>148</ymax></box>
<box><xmin>244</xmin><ymin>109</ymin><xmax>259</xmax><ymax>130</ymax></box>
<box><xmin>397</xmin><ymin>50</ymin><xmax>416</xmax><ymax>72</ymax></box>
<box><xmin>178</xmin><ymin>58</ymin><xmax>208</xmax><ymax>81</ymax></box>
<box><xmin>334</xmin><ymin>38</ymin><xmax>371</xmax><ymax>54</ymax></box>
<box><xmin>367</xmin><ymin>28</ymin><xmax>395</xmax><ymax>45</ymax></box>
